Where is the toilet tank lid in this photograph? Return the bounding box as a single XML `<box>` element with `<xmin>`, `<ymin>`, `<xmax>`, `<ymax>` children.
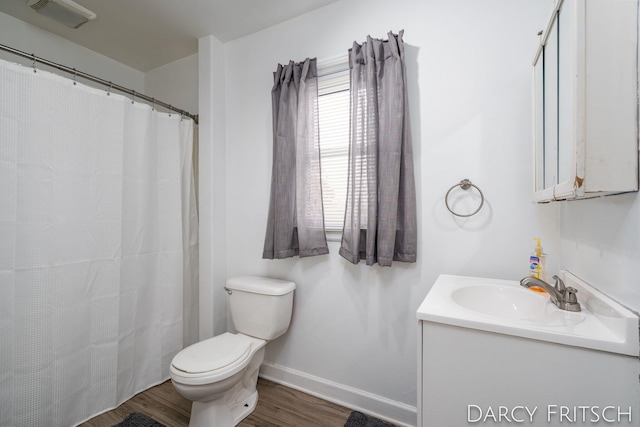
<box><xmin>226</xmin><ymin>276</ymin><xmax>295</xmax><ymax>296</ymax></box>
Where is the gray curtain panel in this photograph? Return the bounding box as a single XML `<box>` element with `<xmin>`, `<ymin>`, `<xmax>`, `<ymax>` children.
<box><xmin>339</xmin><ymin>31</ymin><xmax>417</xmax><ymax>266</ymax></box>
<box><xmin>263</xmin><ymin>58</ymin><xmax>329</xmax><ymax>259</ymax></box>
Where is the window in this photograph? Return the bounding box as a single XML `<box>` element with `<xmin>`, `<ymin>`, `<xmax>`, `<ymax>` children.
<box><xmin>318</xmin><ymin>62</ymin><xmax>349</xmax><ymax>233</ymax></box>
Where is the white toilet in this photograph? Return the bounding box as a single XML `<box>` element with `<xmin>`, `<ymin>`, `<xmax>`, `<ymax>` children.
<box><xmin>170</xmin><ymin>276</ymin><xmax>296</xmax><ymax>427</ymax></box>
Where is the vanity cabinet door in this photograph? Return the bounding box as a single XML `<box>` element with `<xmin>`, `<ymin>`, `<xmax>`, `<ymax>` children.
<box><xmin>532</xmin><ymin>0</ymin><xmax>638</xmax><ymax>203</ymax></box>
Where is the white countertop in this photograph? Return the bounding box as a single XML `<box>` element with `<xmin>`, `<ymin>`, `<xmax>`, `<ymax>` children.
<box><xmin>417</xmin><ymin>272</ymin><xmax>639</xmax><ymax>357</ymax></box>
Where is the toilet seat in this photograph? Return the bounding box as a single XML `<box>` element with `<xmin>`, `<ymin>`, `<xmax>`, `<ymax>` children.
<box><xmin>170</xmin><ymin>333</ymin><xmax>253</xmax><ymax>385</ymax></box>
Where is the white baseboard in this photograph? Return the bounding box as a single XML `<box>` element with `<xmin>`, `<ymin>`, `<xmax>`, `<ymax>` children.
<box><xmin>259</xmin><ymin>362</ymin><xmax>417</xmax><ymax>427</ymax></box>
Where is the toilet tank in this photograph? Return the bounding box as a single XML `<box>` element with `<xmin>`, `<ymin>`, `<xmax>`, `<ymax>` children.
<box><xmin>225</xmin><ymin>276</ymin><xmax>295</xmax><ymax>340</ymax></box>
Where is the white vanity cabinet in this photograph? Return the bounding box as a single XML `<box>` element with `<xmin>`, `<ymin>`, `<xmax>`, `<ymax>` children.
<box><xmin>417</xmin><ymin>323</ymin><xmax>640</xmax><ymax>427</ymax></box>
<box><xmin>416</xmin><ymin>273</ymin><xmax>640</xmax><ymax>427</ymax></box>
<box><xmin>532</xmin><ymin>0</ymin><xmax>638</xmax><ymax>202</ymax></box>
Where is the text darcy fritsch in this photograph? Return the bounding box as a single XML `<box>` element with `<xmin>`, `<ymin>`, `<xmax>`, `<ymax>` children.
<box><xmin>467</xmin><ymin>405</ymin><xmax>633</xmax><ymax>424</ymax></box>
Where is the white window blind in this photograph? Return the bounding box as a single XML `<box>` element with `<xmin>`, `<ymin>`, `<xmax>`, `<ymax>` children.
<box><xmin>318</xmin><ymin>68</ymin><xmax>349</xmax><ymax>232</ymax></box>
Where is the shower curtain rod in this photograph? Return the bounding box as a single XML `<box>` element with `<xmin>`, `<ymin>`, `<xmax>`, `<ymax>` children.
<box><xmin>0</xmin><ymin>43</ymin><xmax>198</xmax><ymax>124</ymax></box>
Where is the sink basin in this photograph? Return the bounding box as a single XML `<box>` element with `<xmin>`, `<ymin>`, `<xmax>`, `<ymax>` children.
<box><xmin>450</xmin><ymin>283</ymin><xmax>584</xmax><ymax>326</ymax></box>
<box><xmin>416</xmin><ymin>272</ymin><xmax>640</xmax><ymax>356</ymax></box>
<box><xmin>451</xmin><ymin>284</ymin><xmax>547</xmax><ymax>320</ymax></box>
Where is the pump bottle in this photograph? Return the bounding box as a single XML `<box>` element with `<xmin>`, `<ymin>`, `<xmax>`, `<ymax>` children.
<box><xmin>529</xmin><ymin>238</ymin><xmax>547</xmax><ymax>282</ymax></box>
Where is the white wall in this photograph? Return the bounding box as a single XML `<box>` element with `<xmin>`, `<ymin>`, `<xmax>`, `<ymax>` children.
<box><xmin>198</xmin><ymin>35</ymin><xmax>229</xmax><ymax>341</ymax></box>
<box><xmin>145</xmin><ymin>53</ymin><xmax>199</xmax><ymax>116</ymax></box>
<box><xmin>221</xmin><ymin>0</ymin><xmax>555</xmax><ymax>424</ymax></box>
<box><xmin>559</xmin><ymin>195</ymin><xmax>640</xmax><ymax>313</ymax></box>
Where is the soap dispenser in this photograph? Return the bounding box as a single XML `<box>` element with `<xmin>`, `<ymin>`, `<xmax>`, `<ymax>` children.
<box><xmin>529</xmin><ymin>238</ymin><xmax>547</xmax><ymax>281</ymax></box>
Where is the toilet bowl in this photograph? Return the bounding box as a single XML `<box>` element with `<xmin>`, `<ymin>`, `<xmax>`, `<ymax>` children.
<box><xmin>170</xmin><ymin>276</ymin><xmax>295</xmax><ymax>427</ymax></box>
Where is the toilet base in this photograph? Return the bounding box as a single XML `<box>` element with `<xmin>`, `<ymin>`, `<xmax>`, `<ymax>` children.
<box><xmin>186</xmin><ymin>345</ymin><xmax>265</xmax><ymax>427</ymax></box>
<box><xmin>189</xmin><ymin>389</ymin><xmax>258</xmax><ymax>427</ymax></box>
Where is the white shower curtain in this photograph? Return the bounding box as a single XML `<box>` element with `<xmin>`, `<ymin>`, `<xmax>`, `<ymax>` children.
<box><xmin>0</xmin><ymin>58</ymin><xmax>198</xmax><ymax>426</ymax></box>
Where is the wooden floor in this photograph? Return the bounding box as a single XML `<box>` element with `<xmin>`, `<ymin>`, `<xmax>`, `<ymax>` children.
<box><xmin>79</xmin><ymin>377</ymin><xmax>353</xmax><ymax>427</ymax></box>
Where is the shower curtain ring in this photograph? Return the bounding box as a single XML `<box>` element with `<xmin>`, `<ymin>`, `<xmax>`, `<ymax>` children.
<box><xmin>131</xmin><ymin>91</ymin><xmax>136</xmax><ymax>104</ymax></box>
<box><xmin>168</xmin><ymin>105</ymin><xmax>172</xmax><ymax>117</ymax></box>
<box><xmin>31</xmin><ymin>54</ymin><xmax>37</xmax><ymax>73</ymax></box>
<box><xmin>72</xmin><ymin>68</ymin><xmax>77</xmax><ymax>85</ymax></box>
<box><xmin>151</xmin><ymin>98</ymin><xmax>156</xmax><ymax>111</ymax></box>
<box><xmin>107</xmin><ymin>82</ymin><xmax>112</xmax><ymax>96</ymax></box>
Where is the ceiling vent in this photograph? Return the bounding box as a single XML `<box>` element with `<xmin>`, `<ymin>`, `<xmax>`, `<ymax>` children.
<box><xmin>27</xmin><ymin>0</ymin><xmax>97</xmax><ymax>29</ymax></box>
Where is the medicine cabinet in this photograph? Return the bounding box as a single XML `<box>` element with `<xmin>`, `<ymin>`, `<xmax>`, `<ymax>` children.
<box><xmin>532</xmin><ymin>0</ymin><xmax>638</xmax><ymax>202</ymax></box>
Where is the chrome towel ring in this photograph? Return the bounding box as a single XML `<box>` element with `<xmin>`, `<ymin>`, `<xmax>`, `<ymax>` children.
<box><xmin>445</xmin><ymin>179</ymin><xmax>484</xmax><ymax>217</ymax></box>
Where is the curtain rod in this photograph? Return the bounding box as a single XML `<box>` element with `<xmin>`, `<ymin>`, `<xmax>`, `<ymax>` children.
<box><xmin>0</xmin><ymin>43</ymin><xmax>198</xmax><ymax>124</ymax></box>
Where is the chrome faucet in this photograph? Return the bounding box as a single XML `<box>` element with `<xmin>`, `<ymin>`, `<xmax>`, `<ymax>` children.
<box><xmin>520</xmin><ymin>275</ymin><xmax>581</xmax><ymax>312</ymax></box>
